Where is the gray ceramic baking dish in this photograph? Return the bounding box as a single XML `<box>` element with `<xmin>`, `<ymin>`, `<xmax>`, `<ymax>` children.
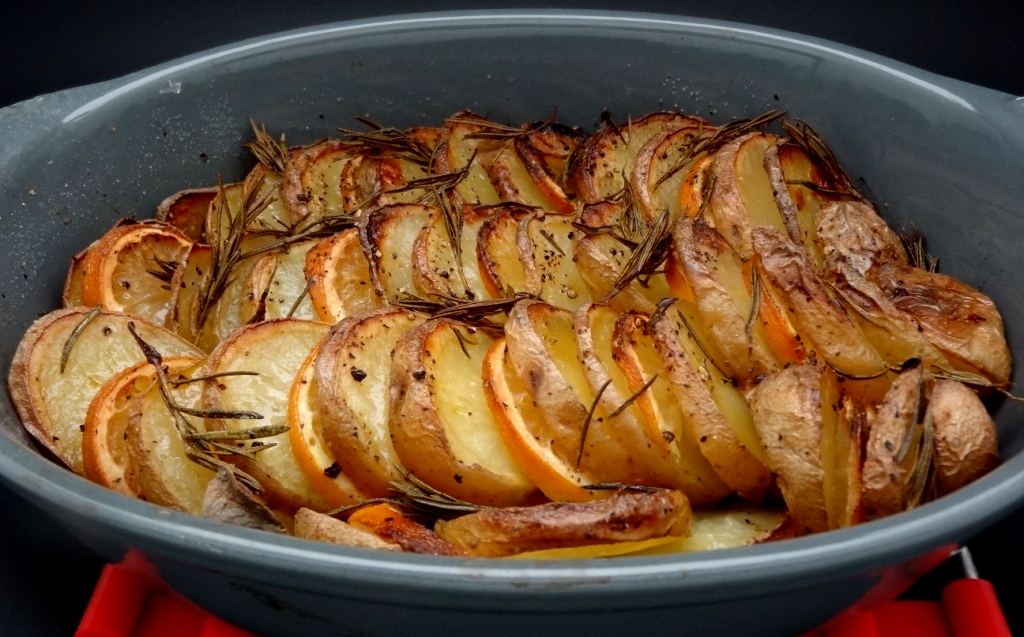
<box><xmin>2</xmin><ymin>11</ymin><xmax>1023</xmax><ymax>637</ymax></box>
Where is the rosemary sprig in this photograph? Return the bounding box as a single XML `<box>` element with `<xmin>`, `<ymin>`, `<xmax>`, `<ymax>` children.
<box><xmin>125</xmin><ymin>321</ymin><xmax>273</xmax><ymax>492</ymax></box>
<box><xmin>245</xmin><ymin>120</ymin><xmax>290</xmax><ymax>177</ymax></box>
<box><xmin>781</xmin><ymin>118</ymin><xmax>866</xmax><ymax>202</ymax></box>
<box><xmin>394</xmin><ymin>291</ymin><xmax>534</xmax><ymax>325</ymax></box>
<box><xmin>578</xmin><ymin>379</ymin><xmax>612</xmax><ymax>469</ymax></box>
<box><xmin>338</xmin><ymin>118</ymin><xmax>434</xmax><ymax>165</ymax></box>
<box><xmin>600</xmin><ymin>207</ymin><xmax>672</xmax><ymax>304</ymax></box>
<box><xmin>608</xmin><ymin>373</ymin><xmax>659</xmax><ymax>419</ymax></box>
<box><xmin>389</xmin><ymin>470</ymin><xmax>485</xmax><ymax>516</ymax></box>
<box><xmin>899</xmin><ymin>225</ymin><xmax>939</xmax><ymax>272</ymax></box>
<box><xmin>60</xmin><ymin>306</ymin><xmax>102</xmax><ymax>374</ymax></box>
<box><xmin>745</xmin><ymin>268</ymin><xmax>762</xmax><ymax>334</ymax></box>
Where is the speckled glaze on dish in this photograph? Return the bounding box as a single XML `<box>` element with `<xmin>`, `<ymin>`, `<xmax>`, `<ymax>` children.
<box><xmin>1</xmin><ymin>11</ymin><xmax>1023</xmax><ymax>637</ymax></box>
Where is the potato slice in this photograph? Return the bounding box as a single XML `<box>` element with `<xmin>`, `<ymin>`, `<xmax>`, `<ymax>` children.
<box><xmin>202</xmin><ymin>318</ymin><xmax>333</xmax><ymax>513</ymax></box>
<box><xmin>126</xmin><ymin>358</ymin><xmax>216</xmax><ymax>513</ymax></box>
<box><xmin>570</xmin><ymin>111</ymin><xmax>707</xmax><ymax>204</ymax></box>
<box><xmin>703</xmin><ymin>132</ymin><xmax>790</xmax><ymax>259</ymax></box>
<box><xmin>205</xmin><ymin>164</ymin><xmax>292</xmax><ymax>238</ymax></box>
<box><xmin>279</xmin><ymin>138</ymin><xmax>353</xmax><ymax>226</ymax></box>
<box><xmin>348</xmin><ymin>503</ymin><xmax>466</xmax><ymax>556</ymax></box>
<box><xmin>433</xmin><ymin>111</ymin><xmax>503</xmax><ymax>208</ymax></box>
<box><xmin>488</xmin><ymin>142</ymin><xmax>570</xmax><ymax>212</ymax></box>
<box><xmin>635</xmin><ymin>505</ymin><xmax>791</xmax><ymax>554</ymax></box>
<box><xmin>574</xmin><ymin>303</ymin><xmax>691</xmax><ymax>489</ymax></box>
<box><xmin>572</xmin><ymin>199</ymin><xmax>674</xmax><ymax>313</ymax></box>
<box><xmin>79</xmin><ymin>220</ymin><xmax>193</xmax><ymax>328</ymax></box>
<box><xmin>647</xmin><ymin>310</ymin><xmax>773</xmax><ymax>502</ymax></box>
<box><xmin>288</xmin><ymin>342</ymin><xmax>367</xmax><ymax>507</ymax></box>
<box><xmin>630</xmin><ymin>123</ymin><xmax>712</xmax><ymax>223</ymax></box>
<box><xmin>518</xmin><ymin>210</ymin><xmax>593</xmax><ymax>310</ymax></box>
<box><xmin>155</xmin><ymin>186</ymin><xmax>218</xmax><ymax>241</ymax></box>
<box><xmin>928</xmin><ymin>379</ymin><xmax>1000</xmax><ymax>497</ymax></box>
<box><xmin>611</xmin><ymin>311</ymin><xmax>734</xmax><ymax>504</ymax></box>
<box><xmin>512</xmin><ymin>122</ymin><xmax>583</xmax><ymax>213</ymax></box>
<box><xmin>748</xmin><ymin>363</ymin><xmax>831</xmax><ymax>534</ymax></box>
<box><xmin>315</xmin><ymin>307</ymin><xmax>429</xmax><ymax>496</ymax></box>
<box><xmin>669</xmin><ymin>217</ymin><xmax>779</xmax><ymax>383</ymax></box>
<box><xmin>83</xmin><ymin>356</ymin><xmax>200</xmax><ymax>496</ymax></box>
<box><xmin>822</xmin><ymin>390</ymin><xmax>866</xmax><ymax>529</ymax></box>
<box><xmin>389</xmin><ymin>318</ymin><xmax>537</xmax><ymax>506</ymax></box>
<box><xmin>412</xmin><ymin>205</ymin><xmax>494</xmax><ymax>301</ymax></box>
<box><xmin>870</xmin><ymin>263</ymin><xmax>1012</xmax><ymax>388</ymax></box>
<box><xmin>861</xmin><ymin>364</ymin><xmax>932</xmax><ymax>521</ymax></box>
<box><xmin>434</xmin><ymin>489</ymin><xmax>692</xmax><ymax>558</ymax></box>
<box><xmin>303</xmin><ymin>228</ymin><xmax>381</xmax><ymax>323</ymax></box>
<box><xmin>358</xmin><ymin>203</ymin><xmax>438</xmax><ymax>303</ymax></box>
<box><xmin>242</xmin><ymin>238</ymin><xmax>319</xmax><ymax>322</ymax></box>
<box><xmin>482</xmin><ymin>338</ymin><xmax>603</xmax><ymax>502</ymax></box>
<box><xmin>753</xmin><ymin>225</ymin><xmax>887</xmax><ymax>378</ymax></box>
<box><xmin>476</xmin><ymin>204</ymin><xmax>532</xmax><ymax>298</ymax></box>
<box><xmin>293</xmin><ymin>508</ymin><xmax>401</xmax><ymax>551</ymax></box>
<box><xmin>201</xmin><ymin>465</ymin><xmax>288</xmax><ymax>534</ymax></box>
<box><xmin>8</xmin><ymin>308</ymin><xmax>203</xmax><ymax>474</ymax></box>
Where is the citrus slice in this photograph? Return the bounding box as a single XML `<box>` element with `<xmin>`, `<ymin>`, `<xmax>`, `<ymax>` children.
<box><xmin>80</xmin><ymin>220</ymin><xmax>193</xmax><ymax>327</ymax></box>
<box><xmin>83</xmin><ymin>356</ymin><xmax>201</xmax><ymax>496</ymax></box>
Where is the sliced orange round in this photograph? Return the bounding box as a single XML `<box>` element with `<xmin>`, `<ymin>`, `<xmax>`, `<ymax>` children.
<box><xmin>304</xmin><ymin>228</ymin><xmax>380</xmax><ymax>323</ymax></box>
<box><xmin>288</xmin><ymin>342</ymin><xmax>367</xmax><ymax>507</ymax></box>
<box><xmin>82</xmin><ymin>356</ymin><xmax>200</xmax><ymax>496</ymax></box>
<box><xmin>80</xmin><ymin>220</ymin><xmax>193</xmax><ymax>326</ymax></box>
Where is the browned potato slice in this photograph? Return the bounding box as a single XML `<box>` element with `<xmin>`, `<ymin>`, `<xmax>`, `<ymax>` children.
<box><xmin>242</xmin><ymin>238</ymin><xmax>319</xmax><ymax>322</ymax></box>
<box><xmin>570</xmin><ymin>111</ymin><xmax>707</xmax><ymax>204</ymax></box>
<box><xmin>611</xmin><ymin>311</ymin><xmax>734</xmax><ymax>504</ymax></box>
<box><xmin>389</xmin><ymin>318</ymin><xmax>538</xmax><ymax>506</ymax></box>
<box><xmin>413</xmin><ymin>205</ymin><xmax>494</xmax><ymax>301</ymax></box>
<box><xmin>434</xmin><ymin>489</ymin><xmax>692</xmax><ymax>558</ymax></box>
<box><xmin>433</xmin><ymin>111</ymin><xmax>503</xmax><ymax>208</ymax></box>
<box><xmin>861</xmin><ymin>364</ymin><xmax>932</xmax><ymax>521</ymax></box>
<box><xmin>704</xmin><ymin>132</ymin><xmax>791</xmax><ymax>259</ymax></box>
<box><xmin>635</xmin><ymin>505</ymin><xmax>791</xmax><ymax>554</ymax></box>
<box><xmin>206</xmin><ymin>164</ymin><xmax>292</xmax><ymax>238</ymax></box>
<box><xmin>488</xmin><ymin>143</ymin><xmax>570</xmax><ymax>213</ymax></box>
<box><xmin>503</xmin><ymin>299</ymin><xmax>594</xmax><ymax>472</ymax></box>
<box><xmin>293</xmin><ymin>508</ymin><xmax>401</xmax><ymax>551</ymax></box>
<box><xmin>482</xmin><ymin>338</ymin><xmax>603</xmax><ymax>502</ymax></box>
<box><xmin>303</xmin><ymin>228</ymin><xmax>382</xmax><ymax>323</ymax></box>
<box><xmin>83</xmin><ymin>356</ymin><xmax>200</xmax><ymax>496</ymax></box>
<box><xmin>928</xmin><ymin>379</ymin><xmax>1000</xmax><ymax>496</ymax></box>
<box><xmin>753</xmin><ymin>226</ymin><xmax>887</xmax><ymax>378</ymax></box>
<box><xmin>477</xmin><ymin>204</ymin><xmax>532</xmax><ymax>299</ymax></box>
<box><xmin>572</xmin><ymin>199</ymin><xmax>674</xmax><ymax>313</ymax></box>
<box><xmin>279</xmin><ymin>138</ymin><xmax>352</xmax><ymax>226</ymax></box>
<box><xmin>647</xmin><ymin>310</ymin><xmax>773</xmax><ymax>502</ymax></box>
<box><xmin>518</xmin><ymin>210</ymin><xmax>593</xmax><ymax>310</ymax></box>
<box><xmin>815</xmin><ymin>200</ymin><xmax>909</xmax><ymax>277</ymax></box>
<box><xmin>155</xmin><ymin>186</ymin><xmax>218</xmax><ymax>241</ymax></box>
<box><xmin>669</xmin><ymin>217</ymin><xmax>779</xmax><ymax>383</ymax></box>
<box><xmin>676</xmin><ymin>152</ymin><xmax>715</xmax><ymax>222</ymax></box>
<box><xmin>288</xmin><ymin>343</ymin><xmax>367</xmax><ymax>507</ymax></box>
<box><xmin>630</xmin><ymin>123</ymin><xmax>712</xmax><ymax>223</ymax></box>
<box><xmin>348</xmin><ymin>503</ymin><xmax>467</xmax><ymax>556</ymax></box>
<box><xmin>822</xmin><ymin>393</ymin><xmax>866</xmax><ymax>529</ymax></box>
<box><xmin>358</xmin><ymin>203</ymin><xmax>438</xmax><ymax>303</ymax></box>
<box><xmin>202</xmin><ymin>318</ymin><xmax>333</xmax><ymax>513</ymax></box>
<box><xmin>190</xmin><ymin>233</ymin><xmax>288</xmax><ymax>352</ymax></box>
<box><xmin>201</xmin><ymin>465</ymin><xmax>288</xmax><ymax>533</ymax></box>
<box><xmin>512</xmin><ymin>122</ymin><xmax>583</xmax><ymax>214</ymax></box>
<box><xmin>748</xmin><ymin>363</ymin><xmax>831</xmax><ymax>534</ymax></box>
<box><xmin>8</xmin><ymin>308</ymin><xmax>203</xmax><ymax>474</ymax></box>
<box><xmin>126</xmin><ymin>358</ymin><xmax>216</xmax><ymax>513</ymax></box>
<box><xmin>315</xmin><ymin>307</ymin><xmax>429</xmax><ymax>496</ymax></box>
<box><xmin>79</xmin><ymin>220</ymin><xmax>193</xmax><ymax>328</ymax></box>
<box><xmin>871</xmin><ymin>263</ymin><xmax>1012</xmax><ymax>388</ymax></box>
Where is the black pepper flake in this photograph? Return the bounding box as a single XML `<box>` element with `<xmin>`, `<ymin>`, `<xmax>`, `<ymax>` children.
<box><xmin>413</xmin><ymin>370</ymin><xmax>426</xmax><ymax>380</ymax></box>
<box><xmin>350</xmin><ymin>368</ymin><xmax>367</xmax><ymax>382</ymax></box>
<box><xmin>453</xmin><ymin>473</ymin><xmax>463</xmax><ymax>484</ymax></box>
<box><xmin>323</xmin><ymin>462</ymin><xmax>342</xmax><ymax>479</ymax></box>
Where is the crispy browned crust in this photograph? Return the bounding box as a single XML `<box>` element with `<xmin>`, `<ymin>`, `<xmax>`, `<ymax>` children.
<box><xmin>434</xmin><ymin>489</ymin><xmax>691</xmax><ymax>557</ymax></box>
<box><xmin>929</xmin><ymin>379</ymin><xmax>1000</xmax><ymax>496</ymax></box>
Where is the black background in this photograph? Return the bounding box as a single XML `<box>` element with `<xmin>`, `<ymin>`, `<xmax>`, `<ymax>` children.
<box><xmin>2</xmin><ymin>2</ymin><xmax>1024</xmax><ymax>635</ymax></box>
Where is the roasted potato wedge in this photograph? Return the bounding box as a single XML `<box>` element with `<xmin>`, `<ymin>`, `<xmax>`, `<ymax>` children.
<box><xmin>928</xmin><ymin>379</ymin><xmax>1000</xmax><ymax>497</ymax></box>
<box><xmin>434</xmin><ymin>489</ymin><xmax>692</xmax><ymax>557</ymax></box>
<box><xmin>303</xmin><ymin>228</ymin><xmax>382</xmax><ymax>323</ymax></box>
<box><xmin>293</xmin><ymin>508</ymin><xmax>401</xmax><ymax>551</ymax></box>
<box><xmin>358</xmin><ymin>203</ymin><xmax>438</xmax><ymax>304</ymax></box>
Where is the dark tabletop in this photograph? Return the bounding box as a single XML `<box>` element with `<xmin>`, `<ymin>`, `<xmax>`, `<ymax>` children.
<box><xmin>3</xmin><ymin>2</ymin><xmax>1023</xmax><ymax>635</ymax></box>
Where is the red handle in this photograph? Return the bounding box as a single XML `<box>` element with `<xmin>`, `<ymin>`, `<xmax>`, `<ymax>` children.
<box><xmin>942</xmin><ymin>578</ymin><xmax>1013</xmax><ymax>637</ymax></box>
